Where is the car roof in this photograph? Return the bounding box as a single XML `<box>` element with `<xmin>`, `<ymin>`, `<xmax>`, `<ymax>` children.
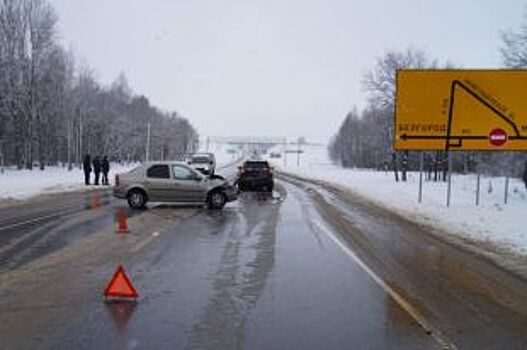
<box><xmin>244</xmin><ymin>160</ymin><xmax>269</xmax><ymax>165</ymax></box>
<box><xmin>142</xmin><ymin>161</ymin><xmax>190</xmax><ymax>166</ymax></box>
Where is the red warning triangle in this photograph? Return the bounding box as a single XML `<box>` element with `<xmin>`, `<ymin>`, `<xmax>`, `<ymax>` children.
<box><xmin>104</xmin><ymin>265</ymin><xmax>138</xmax><ymax>299</ymax></box>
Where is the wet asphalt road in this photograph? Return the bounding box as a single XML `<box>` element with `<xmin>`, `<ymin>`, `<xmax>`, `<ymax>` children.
<box><xmin>1</xmin><ymin>165</ymin><xmax>527</xmax><ymax>349</ymax></box>
<box><xmin>40</xmin><ymin>182</ymin><xmax>436</xmax><ymax>350</ymax></box>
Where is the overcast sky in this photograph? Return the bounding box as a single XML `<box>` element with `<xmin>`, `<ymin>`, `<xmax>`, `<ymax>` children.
<box><xmin>50</xmin><ymin>0</ymin><xmax>525</xmax><ymax>139</ymax></box>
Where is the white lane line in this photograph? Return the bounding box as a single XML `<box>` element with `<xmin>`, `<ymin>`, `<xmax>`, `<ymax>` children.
<box><xmin>311</xmin><ymin>217</ymin><xmax>458</xmax><ymax>350</ymax></box>
<box><xmin>130</xmin><ymin>231</ymin><xmax>163</xmax><ymax>253</ymax></box>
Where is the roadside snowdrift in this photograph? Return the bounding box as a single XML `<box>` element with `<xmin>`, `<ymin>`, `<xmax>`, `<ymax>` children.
<box><xmin>270</xmin><ymin>143</ymin><xmax>527</xmax><ymax>257</ymax></box>
<box><xmin>0</xmin><ymin>163</ymin><xmax>137</xmax><ymax>201</ymax></box>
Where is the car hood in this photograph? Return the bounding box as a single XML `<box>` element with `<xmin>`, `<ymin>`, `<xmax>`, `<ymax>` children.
<box><xmin>206</xmin><ymin>177</ymin><xmax>232</xmax><ymax>188</ymax></box>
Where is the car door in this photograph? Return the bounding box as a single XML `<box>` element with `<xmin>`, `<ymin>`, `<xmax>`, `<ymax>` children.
<box><xmin>145</xmin><ymin>164</ymin><xmax>172</xmax><ymax>201</ymax></box>
<box><xmin>171</xmin><ymin>164</ymin><xmax>208</xmax><ymax>202</ymax></box>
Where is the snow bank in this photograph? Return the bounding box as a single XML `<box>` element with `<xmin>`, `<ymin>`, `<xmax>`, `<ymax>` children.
<box><xmin>269</xmin><ymin>143</ymin><xmax>527</xmax><ymax>257</ymax></box>
<box><xmin>0</xmin><ymin>163</ymin><xmax>137</xmax><ymax>201</ymax></box>
<box><xmin>0</xmin><ymin>143</ymin><xmax>238</xmax><ymax>202</ymax></box>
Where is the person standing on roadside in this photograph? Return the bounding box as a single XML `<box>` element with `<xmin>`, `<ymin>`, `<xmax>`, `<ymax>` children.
<box><xmin>83</xmin><ymin>154</ymin><xmax>92</xmax><ymax>185</ymax></box>
<box><xmin>93</xmin><ymin>156</ymin><xmax>101</xmax><ymax>185</ymax></box>
<box><xmin>102</xmin><ymin>156</ymin><xmax>110</xmax><ymax>185</ymax></box>
<box><xmin>523</xmin><ymin>161</ymin><xmax>527</xmax><ymax>189</ymax></box>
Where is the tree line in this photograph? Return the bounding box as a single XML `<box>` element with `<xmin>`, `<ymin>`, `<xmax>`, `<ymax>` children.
<box><xmin>0</xmin><ymin>0</ymin><xmax>198</xmax><ymax>170</ymax></box>
<box><xmin>329</xmin><ymin>25</ymin><xmax>527</xmax><ymax>180</ymax></box>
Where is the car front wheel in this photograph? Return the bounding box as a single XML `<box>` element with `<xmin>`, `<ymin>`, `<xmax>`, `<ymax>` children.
<box><xmin>127</xmin><ymin>189</ymin><xmax>147</xmax><ymax>209</ymax></box>
<box><xmin>208</xmin><ymin>191</ymin><xmax>226</xmax><ymax>209</ymax></box>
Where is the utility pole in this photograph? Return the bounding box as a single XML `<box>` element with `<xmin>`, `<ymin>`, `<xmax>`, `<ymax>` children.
<box><xmin>67</xmin><ymin>114</ymin><xmax>72</xmax><ymax>170</ymax></box>
<box><xmin>0</xmin><ymin>141</ymin><xmax>4</xmax><ymax>174</ymax></box>
<box><xmin>283</xmin><ymin>138</ymin><xmax>287</xmax><ymax>168</ymax></box>
<box><xmin>340</xmin><ymin>136</ymin><xmax>344</xmax><ymax>166</ymax></box>
<box><xmin>79</xmin><ymin>108</ymin><xmax>83</xmax><ymax>169</ymax></box>
<box><xmin>297</xmin><ymin>143</ymin><xmax>301</xmax><ymax>167</ymax></box>
<box><xmin>146</xmin><ymin>122</ymin><xmax>151</xmax><ymax>162</ymax></box>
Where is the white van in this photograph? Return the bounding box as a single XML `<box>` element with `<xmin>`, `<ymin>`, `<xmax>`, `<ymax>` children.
<box><xmin>188</xmin><ymin>153</ymin><xmax>216</xmax><ymax>175</ymax></box>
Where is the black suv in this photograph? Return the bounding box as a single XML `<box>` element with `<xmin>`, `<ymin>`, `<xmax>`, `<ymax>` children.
<box><xmin>236</xmin><ymin>160</ymin><xmax>274</xmax><ymax>192</ymax></box>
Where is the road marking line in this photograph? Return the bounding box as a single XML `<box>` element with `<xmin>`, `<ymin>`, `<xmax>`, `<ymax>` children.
<box><xmin>130</xmin><ymin>232</ymin><xmax>162</xmax><ymax>253</ymax></box>
<box><xmin>311</xmin><ymin>217</ymin><xmax>458</xmax><ymax>350</ymax></box>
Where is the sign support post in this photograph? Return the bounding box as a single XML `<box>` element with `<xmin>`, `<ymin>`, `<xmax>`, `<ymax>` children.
<box><xmin>476</xmin><ymin>173</ymin><xmax>481</xmax><ymax>206</ymax></box>
<box><xmin>418</xmin><ymin>152</ymin><xmax>424</xmax><ymax>203</ymax></box>
<box><xmin>504</xmin><ymin>176</ymin><xmax>509</xmax><ymax>204</ymax></box>
<box><xmin>446</xmin><ymin>152</ymin><xmax>452</xmax><ymax>207</ymax></box>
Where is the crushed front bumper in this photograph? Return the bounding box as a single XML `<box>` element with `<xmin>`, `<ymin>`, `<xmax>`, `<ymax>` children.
<box><xmin>224</xmin><ymin>185</ymin><xmax>238</xmax><ymax>202</ymax></box>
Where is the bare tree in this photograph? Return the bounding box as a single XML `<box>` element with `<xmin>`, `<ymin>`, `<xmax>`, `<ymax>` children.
<box><xmin>27</xmin><ymin>0</ymin><xmax>58</xmax><ymax>169</ymax></box>
<box><xmin>361</xmin><ymin>49</ymin><xmax>437</xmax><ymax>180</ymax></box>
<box><xmin>501</xmin><ymin>18</ymin><xmax>527</xmax><ymax>68</ymax></box>
<box><xmin>0</xmin><ymin>0</ymin><xmax>30</xmax><ymax>168</ymax></box>
<box><xmin>0</xmin><ymin>0</ymin><xmax>199</xmax><ymax>170</ymax></box>
<box><xmin>362</xmin><ymin>48</ymin><xmax>434</xmax><ymax>109</ymax></box>
<box><xmin>329</xmin><ymin>49</ymin><xmax>455</xmax><ymax>180</ymax></box>
<box><xmin>500</xmin><ymin>15</ymin><xmax>527</xmax><ymax>180</ymax></box>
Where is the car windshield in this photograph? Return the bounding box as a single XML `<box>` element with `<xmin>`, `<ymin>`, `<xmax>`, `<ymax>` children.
<box><xmin>190</xmin><ymin>157</ymin><xmax>210</xmax><ymax>163</ymax></box>
<box><xmin>244</xmin><ymin>161</ymin><xmax>268</xmax><ymax>168</ymax></box>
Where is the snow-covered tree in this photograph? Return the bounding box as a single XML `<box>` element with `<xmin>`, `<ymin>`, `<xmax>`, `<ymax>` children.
<box><xmin>0</xmin><ymin>0</ymin><xmax>198</xmax><ymax>169</ymax></box>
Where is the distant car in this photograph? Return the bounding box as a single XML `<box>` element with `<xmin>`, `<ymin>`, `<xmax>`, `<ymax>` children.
<box><xmin>269</xmin><ymin>152</ymin><xmax>282</xmax><ymax>158</ymax></box>
<box><xmin>188</xmin><ymin>153</ymin><xmax>216</xmax><ymax>175</ymax></box>
<box><xmin>113</xmin><ymin>161</ymin><xmax>237</xmax><ymax>209</ymax></box>
<box><xmin>236</xmin><ymin>160</ymin><xmax>274</xmax><ymax>192</ymax></box>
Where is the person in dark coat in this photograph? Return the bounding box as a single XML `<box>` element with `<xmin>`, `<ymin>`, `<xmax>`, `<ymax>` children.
<box><xmin>93</xmin><ymin>156</ymin><xmax>101</xmax><ymax>185</ymax></box>
<box><xmin>101</xmin><ymin>156</ymin><xmax>110</xmax><ymax>185</ymax></box>
<box><xmin>523</xmin><ymin>161</ymin><xmax>527</xmax><ymax>189</ymax></box>
<box><xmin>83</xmin><ymin>154</ymin><xmax>92</xmax><ymax>185</ymax></box>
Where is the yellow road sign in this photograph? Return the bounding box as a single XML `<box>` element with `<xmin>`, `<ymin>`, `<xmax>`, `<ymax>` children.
<box><xmin>394</xmin><ymin>70</ymin><xmax>527</xmax><ymax>151</ymax></box>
